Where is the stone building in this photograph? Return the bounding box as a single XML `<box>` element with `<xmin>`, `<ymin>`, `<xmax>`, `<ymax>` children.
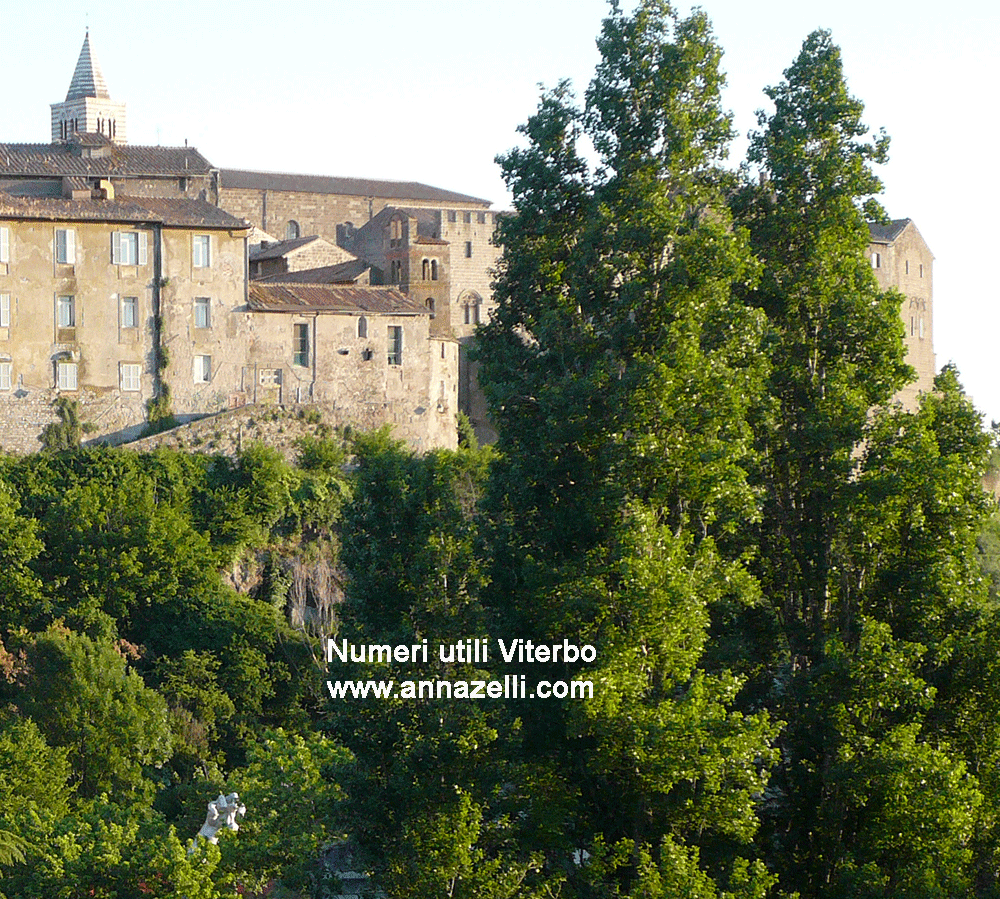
<box><xmin>0</xmin><ymin>189</ymin><xmax>249</xmax><ymax>451</ymax></box>
<box><xmin>0</xmin><ymin>31</ymin><xmax>937</xmax><ymax>451</ymax></box>
<box><xmin>868</xmin><ymin>218</ymin><xmax>936</xmax><ymax>411</ymax></box>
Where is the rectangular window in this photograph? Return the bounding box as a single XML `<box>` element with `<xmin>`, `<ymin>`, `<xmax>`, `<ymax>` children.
<box><xmin>0</xmin><ymin>226</ymin><xmax>8</xmax><ymax>264</ymax></box>
<box><xmin>193</xmin><ymin>235</ymin><xmax>211</xmax><ymax>268</ymax></box>
<box><xmin>905</xmin><ymin>260</ymin><xmax>909</xmax><ymax>275</ymax></box>
<box><xmin>465</xmin><ymin>241</ymin><xmax>473</xmax><ymax>258</ymax></box>
<box><xmin>463</xmin><ymin>211</ymin><xmax>472</xmax><ymax>223</ymax></box>
<box><xmin>112</xmin><ymin>230</ymin><xmax>147</xmax><ymax>266</ymax></box>
<box><xmin>259</xmin><ymin>368</ymin><xmax>282</xmax><ymax>386</ymax></box>
<box><xmin>477</xmin><ymin>212</ymin><xmax>487</xmax><ymax>224</ymax></box>
<box><xmin>0</xmin><ymin>362</ymin><xmax>10</xmax><ymax>391</ymax></box>
<box><xmin>293</xmin><ymin>323</ymin><xmax>310</xmax><ymax>366</ymax></box>
<box><xmin>194</xmin><ymin>297</ymin><xmax>211</xmax><ymax>329</ymax></box>
<box><xmin>0</xmin><ymin>293</ymin><xmax>9</xmax><ymax>328</ymax></box>
<box><xmin>388</xmin><ymin>325</ymin><xmax>403</xmax><ymax>366</ymax></box>
<box><xmin>121</xmin><ymin>296</ymin><xmax>138</xmax><ymax>329</ymax></box>
<box><xmin>193</xmin><ymin>354</ymin><xmax>212</xmax><ymax>383</ymax></box>
<box><xmin>447</xmin><ymin>210</ymin><xmax>457</xmax><ymax>223</ymax></box>
<box><xmin>871</xmin><ymin>252</ymin><xmax>880</xmax><ymax>269</ymax></box>
<box><xmin>57</xmin><ymin>361</ymin><xmax>78</xmax><ymax>390</ymax></box>
<box><xmin>55</xmin><ymin>228</ymin><xmax>76</xmax><ymax>264</ymax></box>
<box><xmin>57</xmin><ymin>295</ymin><xmax>75</xmax><ymax>328</ymax></box>
<box><xmin>120</xmin><ymin>363</ymin><xmax>141</xmax><ymax>391</ymax></box>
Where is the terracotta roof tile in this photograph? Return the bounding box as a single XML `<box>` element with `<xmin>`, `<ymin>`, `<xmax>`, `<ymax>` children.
<box><xmin>249</xmin><ymin>234</ymin><xmax>326</xmax><ymax>261</ymax></box>
<box><xmin>220</xmin><ymin>168</ymin><xmax>490</xmax><ymax>206</ymax></box>
<box><xmin>0</xmin><ymin>192</ymin><xmax>248</xmax><ymax>229</ymax></box>
<box><xmin>255</xmin><ymin>260</ymin><xmax>371</xmax><ymax>284</ymax></box>
<box><xmin>0</xmin><ymin>142</ymin><xmax>213</xmax><ymax>178</ymax></box>
<box><xmin>249</xmin><ymin>282</ymin><xmax>424</xmax><ymax>315</ymax></box>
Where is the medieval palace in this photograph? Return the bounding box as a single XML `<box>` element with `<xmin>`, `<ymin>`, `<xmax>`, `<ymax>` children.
<box><xmin>0</xmin><ymin>33</ymin><xmax>934</xmax><ymax>453</ymax></box>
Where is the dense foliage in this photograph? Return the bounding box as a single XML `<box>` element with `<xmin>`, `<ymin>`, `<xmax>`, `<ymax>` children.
<box><xmin>1</xmin><ymin>4</ymin><xmax>997</xmax><ymax>898</ymax></box>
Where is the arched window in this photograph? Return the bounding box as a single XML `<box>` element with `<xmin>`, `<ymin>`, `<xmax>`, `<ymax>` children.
<box><xmin>425</xmin><ymin>298</ymin><xmax>435</xmax><ymax>319</ymax></box>
<box><xmin>422</xmin><ymin>259</ymin><xmax>430</xmax><ymax>280</ymax></box>
<box><xmin>358</xmin><ymin>316</ymin><xmax>368</xmax><ymax>339</ymax></box>
<box><xmin>286</xmin><ymin>221</ymin><xmax>301</xmax><ymax>240</ymax></box>
<box><xmin>431</xmin><ymin>259</ymin><xmax>439</xmax><ymax>281</ymax></box>
<box><xmin>459</xmin><ymin>290</ymin><xmax>483</xmax><ymax>326</ymax></box>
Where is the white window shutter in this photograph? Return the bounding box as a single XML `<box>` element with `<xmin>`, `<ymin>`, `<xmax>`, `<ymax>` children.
<box><xmin>138</xmin><ymin>232</ymin><xmax>148</xmax><ymax>266</ymax></box>
<box><xmin>0</xmin><ymin>294</ymin><xmax>9</xmax><ymax>328</ymax></box>
<box><xmin>66</xmin><ymin>229</ymin><xmax>76</xmax><ymax>264</ymax></box>
<box><xmin>111</xmin><ymin>232</ymin><xmax>121</xmax><ymax>264</ymax></box>
<box><xmin>0</xmin><ymin>227</ymin><xmax>9</xmax><ymax>264</ymax></box>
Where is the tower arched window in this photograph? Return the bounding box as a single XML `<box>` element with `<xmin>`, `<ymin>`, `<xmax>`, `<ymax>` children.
<box><xmin>358</xmin><ymin>316</ymin><xmax>368</xmax><ymax>339</ymax></box>
<box><xmin>431</xmin><ymin>259</ymin><xmax>438</xmax><ymax>281</ymax></box>
<box><xmin>422</xmin><ymin>259</ymin><xmax>430</xmax><ymax>280</ymax></box>
<box><xmin>286</xmin><ymin>221</ymin><xmax>301</xmax><ymax>240</ymax></box>
<box><xmin>426</xmin><ymin>298</ymin><xmax>436</xmax><ymax>319</ymax></box>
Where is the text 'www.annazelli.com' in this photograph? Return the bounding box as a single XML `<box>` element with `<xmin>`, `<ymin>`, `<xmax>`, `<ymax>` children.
<box><xmin>326</xmin><ymin>676</ymin><xmax>593</xmax><ymax>701</ymax></box>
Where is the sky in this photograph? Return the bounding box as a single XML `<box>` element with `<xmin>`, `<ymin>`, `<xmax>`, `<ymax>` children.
<box><xmin>1</xmin><ymin>0</ymin><xmax>997</xmax><ymax>422</ymax></box>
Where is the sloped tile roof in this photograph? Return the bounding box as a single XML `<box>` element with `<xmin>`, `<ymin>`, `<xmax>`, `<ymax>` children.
<box><xmin>248</xmin><ymin>282</ymin><xmax>423</xmax><ymax>315</ymax></box>
<box><xmin>256</xmin><ymin>259</ymin><xmax>371</xmax><ymax>284</ymax></box>
<box><xmin>249</xmin><ymin>234</ymin><xmax>326</xmax><ymax>262</ymax></box>
<box><xmin>0</xmin><ymin>192</ymin><xmax>248</xmax><ymax>229</ymax></box>
<box><xmin>220</xmin><ymin>168</ymin><xmax>490</xmax><ymax>206</ymax></box>
<box><xmin>0</xmin><ymin>142</ymin><xmax>213</xmax><ymax>178</ymax></box>
<box><xmin>868</xmin><ymin>218</ymin><xmax>911</xmax><ymax>243</ymax></box>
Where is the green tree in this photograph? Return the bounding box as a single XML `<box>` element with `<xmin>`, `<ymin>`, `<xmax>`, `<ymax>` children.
<box><xmin>732</xmin><ymin>29</ymin><xmax>910</xmax><ymax>662</ymax></box>
<box><xmin>330</xmin><ymin>432</ymin><xmax>529</xmax><ymax>899</ymax></box>
<box><xmin>729</xmin><ymin>29</ymin><xmax>994</xmax><ymax>897</ymax></box>
<box><xmin>16</xmin><ymin>626</ymin><xmax>172</xmax><ymax>799</ymax></box>
<box><xmin>476</xmin><ymin>2</ymin><xmax>776</xmax><ymax>895</ymax></box>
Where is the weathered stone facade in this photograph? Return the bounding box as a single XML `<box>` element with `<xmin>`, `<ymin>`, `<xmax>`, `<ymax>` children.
<box><xmin>868</xmin><ymin>219</ymin><xmax>936</xmax><ymax>410</ymax></box>
<box><xmin>0</xmin><ymin>193</ymin><xmax>248</xmax><ymax>452</ymax></box>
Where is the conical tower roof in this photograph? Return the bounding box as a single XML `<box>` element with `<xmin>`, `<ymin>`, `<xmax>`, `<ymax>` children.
<box><xmin>65</xmin><ymin>30</ymin><xmax>110</xmax><ymax>101</ymax></box>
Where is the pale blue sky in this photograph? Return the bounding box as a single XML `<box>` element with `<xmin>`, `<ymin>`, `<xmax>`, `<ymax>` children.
<box><xmin>1</xmin><ymin>0</ymin><xmax>997</xmax><ymax>422</ymax></box>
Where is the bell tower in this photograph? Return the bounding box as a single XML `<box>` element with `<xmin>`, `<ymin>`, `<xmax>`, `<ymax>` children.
<box><xmin>50</xmin><ymin>30</ymin><xmax>127</xmax><ymax>144</ymax></box>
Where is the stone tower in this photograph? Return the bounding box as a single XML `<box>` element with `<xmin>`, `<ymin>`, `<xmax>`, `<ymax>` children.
<box><xmin>50</xmin><ymin>30</ymin><xmax>127</xmax><ymax>144</ymax></box>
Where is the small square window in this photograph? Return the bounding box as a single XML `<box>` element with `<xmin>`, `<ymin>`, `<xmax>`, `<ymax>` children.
<box><xmin>57</xmin><ymin>295</ymin><xmax>75</xmax><ymax>328</ymax></box>
<box><xmin>120</xmin><ymin>363</ymin><xmax>141</xmax><ymax>391</ymax></box>
<box><xmin>193</xmin><ymin>235</ymin><xmax>211</xmax><ymax>268</ymax></box>
<box><xmin>447</xmin><ymin>210</ymin><xmax>457</xmax><ymax>223</ymax></box>
<box><xmin>55</xmin><ymin>228</ymin><xmax>76</xmax><ymax>264</ymax></box>
<box><xmin>0</xmin><ymin>293</ymin><xmax>9</xmax><ymax>328</ymax></box>
<box><xmin>193</xmin><ymin>354</ymin><xmax>212</xmax><ymax>383</ymax></box>
<box><xmin>57</xmin><ymin>361</ymin><xmax>78</xmax><ymax>391</ymax></box>
<box><xmin>293</xmin><ymin>323</ymin><xmax>310</xmax><ymax>366</ymax></box>
<box><xmin>477</xmin><ymin>212</ymin><xmax>486</xmax><ymax>224</ymax></box>
<box><xmin>259</xmin><ymin>368</ymin><xmax>282</xmax><ymax>387</ymax></box>
<box><xmin>194</xmin><ymin>297</ymin><xmax>211</xmax><ymax>329</ymax></box>
<box><xmin>0</xmin><ymin>362</ymin><xmax>11</xmax><ymax>391</ymax></box>
<box><xmin>121</xmin><ymin>296</ymin><xmax>138</xmax><ymax>329</ymax></box>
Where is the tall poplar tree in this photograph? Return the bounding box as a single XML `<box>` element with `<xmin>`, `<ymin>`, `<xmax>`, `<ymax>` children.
<box><xmin>731</xmin><ymin>32</ymin><xmax>995</xmax><ymax>897</ymax></box>
<box><xmin>478</xmin><ymin>3</ymin><xmax>776</xmax><ymax>895</ymax></box>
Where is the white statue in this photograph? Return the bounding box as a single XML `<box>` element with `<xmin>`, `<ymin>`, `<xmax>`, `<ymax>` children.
<box><xmin>197</xmin><ymin>792</ymin><xmax>246</xmax><ymax>844</ymax></box>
